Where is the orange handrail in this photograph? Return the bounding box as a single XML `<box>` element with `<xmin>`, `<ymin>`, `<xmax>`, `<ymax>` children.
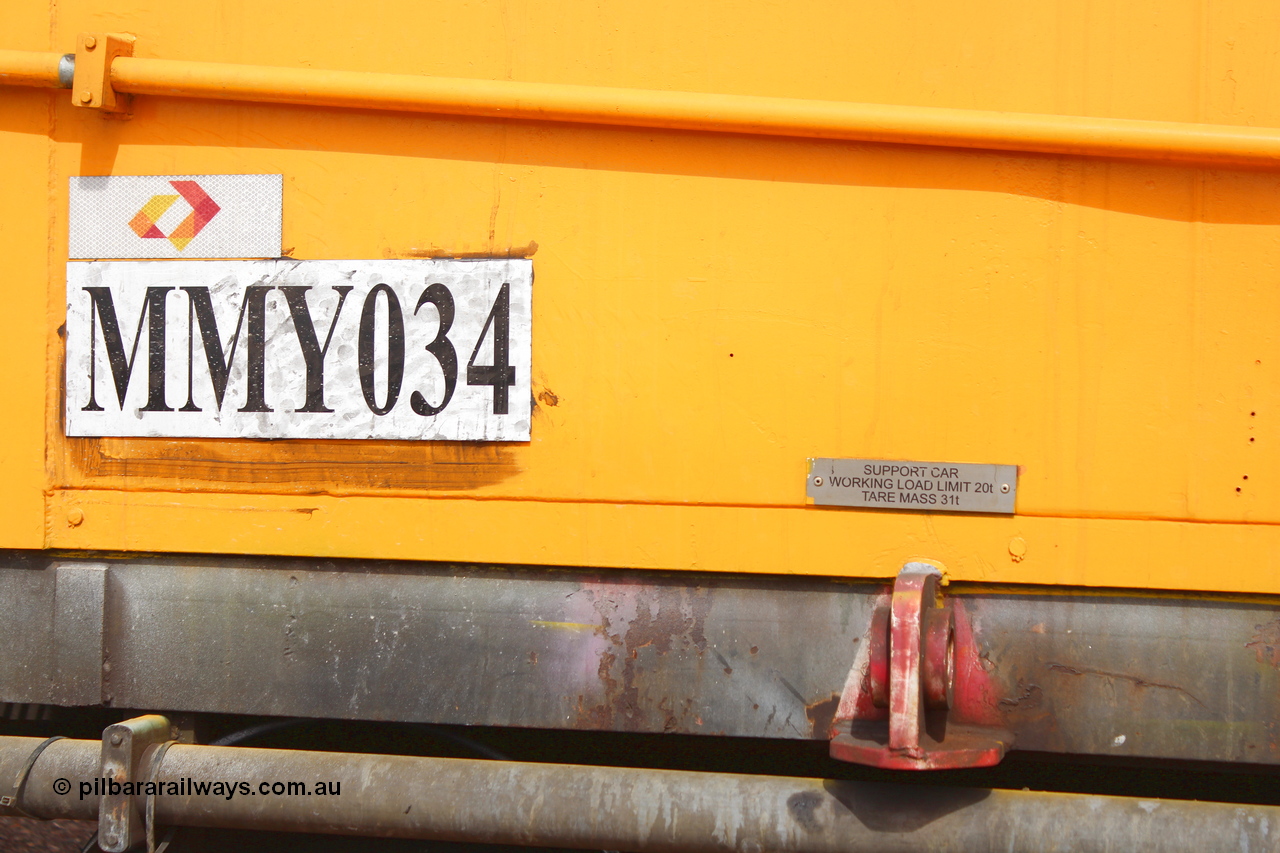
<box><xmin>0</xmin><ymin>49</ymin><xmax>67</xmax><ymax>88</ymax></box>
<box><xmin>5</xmin><ymin>46</ymin><xmax>1280</xmax><ymax>167</ymax></box>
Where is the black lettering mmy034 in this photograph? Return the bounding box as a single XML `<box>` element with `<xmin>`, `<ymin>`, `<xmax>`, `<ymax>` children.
<box><xmin>79</xmin><ymin>282</ymin><xmax>514</xmax><ymax>417</ymax></box>
<box><xmin>64</xmin><ymin>260</ymin><xmax>533</xmax><ymax>441</ymax></box>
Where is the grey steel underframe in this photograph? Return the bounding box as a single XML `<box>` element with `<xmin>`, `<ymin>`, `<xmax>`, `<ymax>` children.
<box><xmin>0</xmin><ymin>553</ymin><xmax>1277</xmax><ymax>765</ymax></box>
<box><xmin>2</xmin><ymin>735</ymin><xmax>1279</xmax><ymax>852</ymax></box>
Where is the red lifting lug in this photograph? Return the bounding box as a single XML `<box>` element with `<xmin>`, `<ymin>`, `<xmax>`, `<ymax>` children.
<box><xmin>830</xmin><ymin>562</ymin><xmax>1012</xmax><ymax>770</ymax></box>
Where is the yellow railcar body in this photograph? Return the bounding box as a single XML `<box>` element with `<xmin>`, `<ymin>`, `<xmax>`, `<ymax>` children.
<box><xmin>3</xmin><ymin>0</ymin><xmax>1280</xmax><ymax>593</ymax></box>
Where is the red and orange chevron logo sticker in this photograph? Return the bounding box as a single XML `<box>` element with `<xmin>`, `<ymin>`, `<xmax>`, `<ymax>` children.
<box><xmin>127</xmin><ymin>180</ymin><xmax>221</xmax><ymax>251</ymax></box>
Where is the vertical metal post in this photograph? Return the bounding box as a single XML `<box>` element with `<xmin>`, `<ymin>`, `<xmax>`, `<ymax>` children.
<box><xmin>98</xmin><ymin>715</ymin><xmax>171</xmax><ymax>852</ymax></box>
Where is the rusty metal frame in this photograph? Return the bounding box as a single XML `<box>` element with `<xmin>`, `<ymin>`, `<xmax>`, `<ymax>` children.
<box><xmin>0</xmin><ymin>552</ymin><xmax>1277</xmax><ymax>767</ymax></box>
<box><xmin>98</xmin><ymin>714</ymin><xmax>170</xmax><ymax>852</ymax></box>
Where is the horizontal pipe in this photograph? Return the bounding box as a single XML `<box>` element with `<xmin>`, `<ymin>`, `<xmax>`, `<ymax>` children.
<box><xmin>0</xmin><ymin>50</ymin><xmax>68</xmax><ymax>88</ymax></box>
<box><xmin>2</xmin><ymin>48</ymin><xmax>1280</xmax><ymax>166</ymax></box>
<box><xmin>3</xmin><ymin>736</ymin><xmax>1279</xmax><ymax>852</ymax></box>
<box><xmin>109</xmin><ymin>57</ymin><xmax>1280</xmax><ymax>168</ymax></box>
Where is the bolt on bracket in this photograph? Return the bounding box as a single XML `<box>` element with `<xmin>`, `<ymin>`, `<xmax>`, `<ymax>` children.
<box><xmin>99</xmin><ymin>714</ymin><xmax>171</xmax><ymax>852</ymax></box>
<box><xmin>830</xmin><ymin>562</ymin><xmax>1012</xmax><ymax>770</ymax></box>
<box><xmin>72</xmin><ymin>32</ymin><xmax>134</xmax><ymax>115</ymax></box>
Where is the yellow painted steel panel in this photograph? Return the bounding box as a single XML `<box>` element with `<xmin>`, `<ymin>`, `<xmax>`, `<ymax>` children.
<box><xmin>44</xmin><ymin>490</ymin><xmax>1280</xmax><ymax>596</ymax></box>
<box><xmin>0</xmin><ymin>89</ymin><xmax>50</xmax><ymax>550</ymax></box>
<box><xmin>2</xmin><ymin>0</ymin><xmax>1280</xmax><ymax>591</ymax></box>
<box><xmin>44</xmin><ymin>125</ymin><xmax>1280</xmax><ymax>519</ymax></box>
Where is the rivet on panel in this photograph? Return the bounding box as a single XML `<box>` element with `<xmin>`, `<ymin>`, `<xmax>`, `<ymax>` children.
<box><xmin>78</xmin><ymin>91</ymin><xmax>93</xmax><ymax>104</ymax></box>
<box><xmin>67</xmin><ymin>507</ymin><xmax>85</xmax><ymax>527</ymax></box>
<box><xmin>84</xmin><ymin>36</ymin><xmax>97</xmax><ymax>50</ymax></box>
<box><xmin>1008</xmin><ymin>536</ymin><xmax>1027</xmax><ymax>562</ymax></box>
<box><xmin>813</xmin><ymin>477</ymin><xmax>823</xmax><ymax>487</ymax></box>
<box><xmin>109</xmin><ymin>733</ymin><xmax>122</xmax><ymax>746</ymax></box>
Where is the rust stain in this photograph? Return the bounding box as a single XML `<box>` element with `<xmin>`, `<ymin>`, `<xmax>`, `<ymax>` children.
<box><xmin>392</xmin><ymin>241</ymin><xmax>539</xmax><ymax>260</ymax></box>
<box><xmin>573</xmin><ymin>695</ymin><xmax>613</xmax><ymax>729</ymax></box>
<box><xmin>1246</xmin><ymin>617</ymin><xmax>1280</xmax><ymax>669</ymax></box>
<box><xmin>573</xmin><ymin>584</ymin><xmax>712</xmax><ymax>733</ymax></box>
<box><xmin>1046</xmin><ymin>663</ymin><xmax>1207</xmax><ymax>708</ymax></box>
<box><xmin>657</xmin><ymin>697</ymin><xmax>677</xmax><ymax>732</ymax></box>
<box><xmin>804</xmin><ymin>693</ymin><xmax>840</xmax><ymax>738</ymax></box>
<box><xmin>622</xmin><ymin>586</ymin><xmax>711</xmax><ymax>656</ymax></box>
<box><xmin>597</xmin><ymin>650</ymin><xmax>619</xmax><ymax>699</ymax></box>
<box><xmin>656</xmin><ymin>696</ymin><xmax>695</xmax><ymax>733</ymax></box>
<box><xmin>67</xmin><ymin>437</ymin><xmax>520</xmax><ymax>493</ymax></box>
<box><xmin>997</xmin><ymin>679</ymin><xmax>1044</xmax><ymax>710</ymax></box>
<box><xmin>537</xmin><ymin>389</ymin><xmax>560</xmax><ymax>407</ymax></box>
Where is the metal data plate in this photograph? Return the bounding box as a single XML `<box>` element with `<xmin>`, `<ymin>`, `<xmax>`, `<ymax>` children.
<box><xmin>807</xmin><ymin>458</ymin><xmax>1017</xmax><ymax>514</ymax></box>
<box><xmin>65</xmin><ymin>259</ymin><xmax>532</xmax><ymax>441</ymax></box>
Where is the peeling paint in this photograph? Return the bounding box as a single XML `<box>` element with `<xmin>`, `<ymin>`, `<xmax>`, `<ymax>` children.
<box><xmin>804</xmin><ymin>694</ymin><xmax>840</xmax><ymax>738</ymax></box>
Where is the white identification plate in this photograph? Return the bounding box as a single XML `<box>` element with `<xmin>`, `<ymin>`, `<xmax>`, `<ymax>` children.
<box><xmin>65</xmin><ymin>259</ymin><xmax>532</xmax><ymax>441</ymax></box>
<box><xmin>69</xmin><ymin>175</ymin><xmax>282</xmax><ymax>259</ymax></box>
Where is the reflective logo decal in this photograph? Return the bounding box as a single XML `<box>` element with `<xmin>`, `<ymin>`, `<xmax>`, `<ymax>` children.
<box><xmin>69</xmin><ymin>174</ymin><xmax>281</xmax><ymax>259</ymax></box>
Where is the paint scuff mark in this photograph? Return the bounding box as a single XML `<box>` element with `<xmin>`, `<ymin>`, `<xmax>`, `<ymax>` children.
<box><xmin>393</xmin><ymin>241</ymin><xmax>539</xmax><ymax>260</ymax></box>
<box><xmin>1046</xmin><ymin>663</ymin><xmax>1206</xmax><ymax>708</ymax></box>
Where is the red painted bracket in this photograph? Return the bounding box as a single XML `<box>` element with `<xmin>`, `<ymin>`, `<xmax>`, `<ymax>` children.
<box><xmin>830</xmin><ymin>563</ymin><xmax>1012</xmax><ymax>770</ymax></box>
